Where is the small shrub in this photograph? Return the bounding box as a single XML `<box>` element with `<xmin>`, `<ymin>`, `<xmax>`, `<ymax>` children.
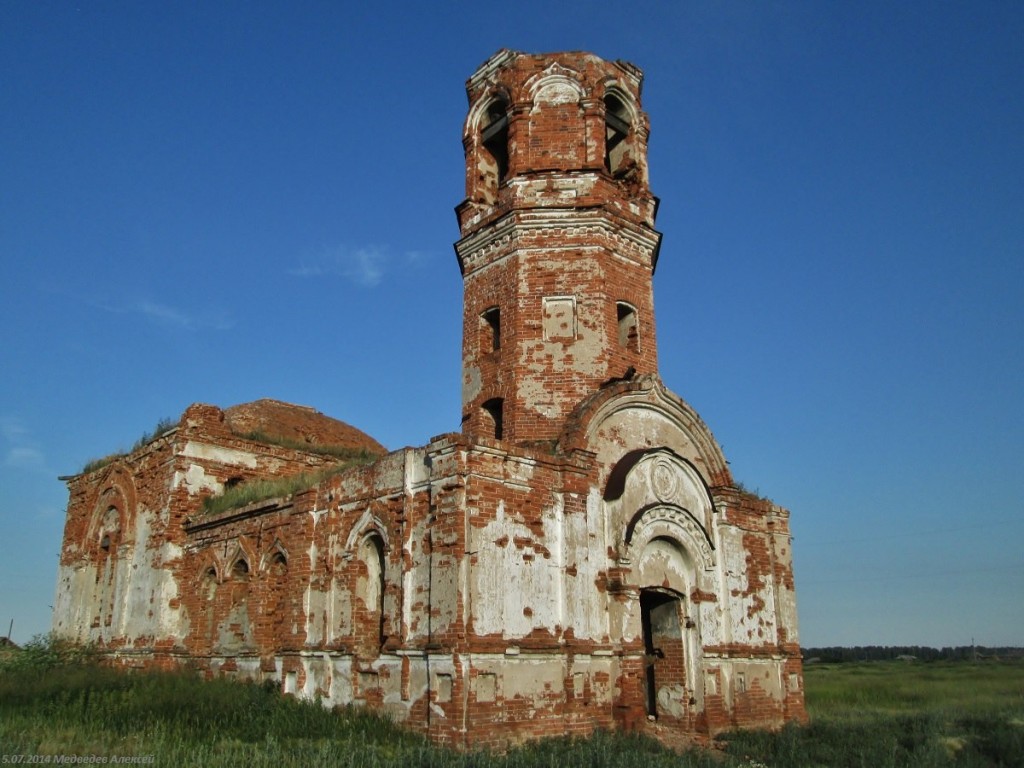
<box><xmin>732</xmin><ymin>481</ymin><xmax>769</xmax><ymax>501</ymax></box>
<box><xmin>81</xmin><ymin>453</ymin><xmax>122</xmax><ymax>474</ymax></box>
<box><xmin>0</xmin><ymin>632</ymin><xmax>98</xmax><ymax>673</ymax></box>
<box><xmin>80</xmin><ymin>416</ymin><xmax>176</xmax><ymax>473</ymax></box>
<box><xmin>130</xmin><ymin>416</ymin><xmax>176</xmax><ymax>451</ymax></box>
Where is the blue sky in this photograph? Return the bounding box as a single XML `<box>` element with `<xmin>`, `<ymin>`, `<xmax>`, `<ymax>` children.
<box><xmin>2</xmin><ymin>2</ymin><xmax>1021</xmax><ymax>648</ymax></box>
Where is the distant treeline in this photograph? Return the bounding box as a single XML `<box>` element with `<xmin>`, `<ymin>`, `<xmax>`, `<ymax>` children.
<box><xmin>802</xmin><ymin>646</ymin><xmax>1024</xmax><ymax>663</ymax></box>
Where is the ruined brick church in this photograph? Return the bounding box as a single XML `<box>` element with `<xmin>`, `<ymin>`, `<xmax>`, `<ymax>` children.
<box><xmin>54</xmin><ymin>50</ymin><xmax>806</xmax><ymax>748</ymax></box>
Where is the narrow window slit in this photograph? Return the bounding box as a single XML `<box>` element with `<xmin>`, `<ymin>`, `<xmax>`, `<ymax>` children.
<box><xmin>481</xmin><ymin>306</ymin><xmax>501</xmax><ymax>351</ymax></box>
<box><xmin>482</xmin><ymin>398</ymin><xmax>504</xmax><ymax>440</ymax></box>
<box><xmin>617</xmin><ymin>302</ymin><xmax>639</xmax><ymax>352</ymax></box>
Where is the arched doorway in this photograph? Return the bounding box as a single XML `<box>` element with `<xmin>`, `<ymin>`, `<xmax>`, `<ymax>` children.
<box><xmin>640</xmin><ymin>588</ymin><xmax>687</xmax><ymax>721</ymax></box>
<box><xmin>601</xmin><ymin>448</ymin><xmax>718</xmax><ymax>730</ymax></box>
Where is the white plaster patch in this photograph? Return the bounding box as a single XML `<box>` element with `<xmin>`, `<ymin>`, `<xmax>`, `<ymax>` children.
<box><xmin>533</xmin><ymin>81</ymin><xmax>582</xmax><ymax>105</ymax></box>
<box><xmin>180</xmin><ymin>441</ymin><xmax>258</xmax><ymax>468</ymax></box>
<box><xmin>470</xmin><ymin>498</ymin><xmax>564</xmax><ymax>638</ymax></box>
<box><xmin>302</xmin><ymin>655</ymin><xmax>332</xmax><ymax>699</ymax></box>
<box><xmin>462</xmin><ymin>365</ymin><xmax>483</xmax><ymax>406</ymax></box>
<box><xmin>657</xmin><ymin>684</ymin><xmax>687</xmax><ymax>718</ymax></box>
<box><xmin>329</xmin><ymin>583</ymin><xmax>353</xmax><ymax>640</ymax></box>
<box><xmin>542</xmin><ymin>296</ymin><xmax>577</xmax><ymax>341</ymax></box>
<box><xmin>328</xmin><ymin>658</ymin><xmax>354</xmax><ymax>706</ymax></box>
<box><xmin>177</xmin><ymin>464</ymin><xmax>222</xmax><ymax>496</ymax></box>
<box><xmin>636</xmin><ymin>538</ymin><xmax>689</xmax><ymax>593</ymax></box>
<box><xmin>699</xmin><ymin>601</ymin><xmax>723</xmax><ymax>646</ymax></box>
<box><xmin>498</xmin><ymin>657</ymin><xmax>564</xmax><ymax>699</ymax></box>
<box><xmin>304</xmin><ymin>582</ymin><xmax>326</xmax><ymax>645</ymax></box>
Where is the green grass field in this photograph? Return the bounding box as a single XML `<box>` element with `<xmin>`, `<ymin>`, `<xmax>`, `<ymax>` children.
<box><xmin>1</xmin><ymin>638</ymin><xmax>1021</xmax><ymax>767</ymax></box>
<box><xmin>719</xmin><ymin>661</ymin><xmax>1024</xmax><ymax>767</ymax></box>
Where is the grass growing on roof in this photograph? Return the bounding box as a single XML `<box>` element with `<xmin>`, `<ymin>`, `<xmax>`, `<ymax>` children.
<box><xmin>80</xmin><ymin>417</ymin><xmax>176</xmax><ymax>474</ymax></box>
<box><xmin>232</xmin><ymin>430</ymin><xmax>381</xmax><ymax>462</ymax></box>
<box><xmin>201</xmin><ymin>461</ymin><xmax>373</xmax><ymax>517</ymax></box>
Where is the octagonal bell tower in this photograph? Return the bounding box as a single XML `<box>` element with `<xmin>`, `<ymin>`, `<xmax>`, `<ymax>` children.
<box><xmin>456</xmin><ymin>50</ymin><xmax>663</xmax><ymax>444</ymax></box>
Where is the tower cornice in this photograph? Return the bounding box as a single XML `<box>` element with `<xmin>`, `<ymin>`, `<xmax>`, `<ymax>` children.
<box><xmin>455</xmin><ymin>207</ymin><xmax>662</xmax><ymax>277</ymax></box>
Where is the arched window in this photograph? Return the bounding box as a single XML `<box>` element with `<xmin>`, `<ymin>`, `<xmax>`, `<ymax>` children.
<box><xmin>269</xmin><ymin>551</ymin><xmax>288</xmax><ymax>577</ymax></box>
<box><xmin>604</xmin><ymin>92</ymin><xmax>632</xmax><ymax>176</ymax></box>
<box><xmin>204</xmin><ymin>567</ymin><xmax>218</xmax><ymax>599</ymax></box>
<box><xmin>98</xmin><ymin>506</ymin><xmax>120</xmax><ymax>553</ymax></box>
<box><xmin>617</xmin><ymin>302</ymin><xmax>639</xmax><ymax>352</ymax></box>
<box><xmin>231</xmin><ymin>558</ymin><xmax>249</xmax><ymax>580</ymax></box>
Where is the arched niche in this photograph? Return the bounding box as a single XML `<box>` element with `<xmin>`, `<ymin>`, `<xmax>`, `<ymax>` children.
<box><xmin>261</xmin><ymin>540</ymin><xmax>289</xmax><ymax>576</ymax></box>
<box><xmin>86</xmin><ymin>468</ymin><xmax>138</xmax><ymax>557</ymax></box>
<box><xmin>356</xmin><ymin>531</ymin><xmax>387</xmax><ymax>653</ymax></box>
<box><xmin>522</xmin><ymin>64</ymin><xmax>587</xmax><ymax>170</ymax></box>
<box><xmin>560</xmin><ymin>376</ymin><xmax>732</xmax><ymax>492</ymax></box>
<box><xmin>604</xmin><ymin>449</ymin><xmax>716</xmax><ymax>572</ymax></box>
<box><xmin>345</xmin><ymin>509</ymin><xmax>390</xmax><ymax>654</ymax></box>
<box><xmin>526</xmin><ymin>71</ymin><xmax>586</xmax><ymax>107</ymax></box>
<box><xmin>344</xmin><ymin>509</ymin><xmax>391</xmax><ymax>553</ymax></box>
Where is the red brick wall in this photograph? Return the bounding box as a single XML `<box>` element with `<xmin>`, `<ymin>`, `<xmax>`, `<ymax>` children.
<box><xmin>457</xmin><ymin>51</ymin><xmax>661</xmax><ymax>445</ymax></box>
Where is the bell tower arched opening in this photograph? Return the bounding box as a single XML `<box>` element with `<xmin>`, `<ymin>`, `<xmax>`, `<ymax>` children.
<box><xmin>604</xmin><ymin>91</ymin><xmax>632</xmax><ymax>176</ymax></box>
<box><xmin>479</xmin><ymin>97</ymin><xmax>510</xmax><ymax>203</ymax></box>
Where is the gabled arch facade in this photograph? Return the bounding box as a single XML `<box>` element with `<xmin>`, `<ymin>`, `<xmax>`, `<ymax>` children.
<box><xmin>509</xmin><ymin>373</ymin><xmax>804</xmax><ymax>735</ymax></box>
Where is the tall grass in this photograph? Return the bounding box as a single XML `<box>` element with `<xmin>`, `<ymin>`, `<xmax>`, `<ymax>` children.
<box><xmin>0</xmin><ymin>635</ymin><xmax>425</xmax><ymax>764</ymax></box>
<box><xmin>2</xmin><ymin>639</ymin><xmax>1021</xmax><ymax>767</ymax></box>
<box><xmin>720</xmin><ymin>661</ymin><xmax>1024</xmax><ymax>767</ymax></box>
<box><xmin>805</xmin><ymin>660</ymin><xmax>1022</xmax><ymax>721</ymax></box>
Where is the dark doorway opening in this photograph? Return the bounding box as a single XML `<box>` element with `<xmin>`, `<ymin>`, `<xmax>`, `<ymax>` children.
<box><xmin>640</xmin><ymin>589</ymin><xmax>683</xmax><ymax>719</ymax></box>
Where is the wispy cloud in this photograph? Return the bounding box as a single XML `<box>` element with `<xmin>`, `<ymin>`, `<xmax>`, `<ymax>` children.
<box><xmin>135</xmin><ymin>300</ymin><xmax>194</xmax><ymax>327</ymax></box>
<box><xmin>403</xmin><ymin>250</ymin><xmax>435</xmax><ymax>265</ymax></box>
<box><xmin>0</xmin><ymin>417</ymin><xmax>51</xmax><ymax>474</ymax></box>
<box><xmin>289</xmin><ymin>245</ymin><xmax>387</xmax><ymax>287</ymax></box>
<box><xmin>91</xmin><ymin>299</ymin><xmax>233</xmax><ymax>331</ymax></box>
<box><xmin>5</xmin><ymin>446</ymin><xmax>46</xmax><ymax>470</ymax></box>
<box><xmin>1</xmin><ymin>420</ymin><xmax>29</xmax><ymax>443</ymax></box>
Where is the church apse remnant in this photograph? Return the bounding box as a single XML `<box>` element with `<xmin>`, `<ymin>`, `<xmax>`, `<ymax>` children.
<box><xmin>54</xmin><ymin>49</ymin><xmax>806</xmax><ymax>749</ymax></box>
